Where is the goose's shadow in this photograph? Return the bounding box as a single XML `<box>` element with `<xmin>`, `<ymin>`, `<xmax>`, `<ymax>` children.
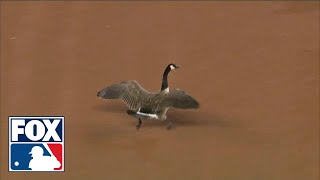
<box><xmin>93</xmin><ymin>103</ymin><xmax>235</xmax><ymax>128</ymax></box>
<box><xmin>136</xmin><ymin>111</ymin><xmax>234</xmax><ymax>128</ymax></box>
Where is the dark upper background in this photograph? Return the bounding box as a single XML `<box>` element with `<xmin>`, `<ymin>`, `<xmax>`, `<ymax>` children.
<box><xmin>1</xmin><ymin>1</ymin><xmax>319</xmax><ymax>180</ymax></box>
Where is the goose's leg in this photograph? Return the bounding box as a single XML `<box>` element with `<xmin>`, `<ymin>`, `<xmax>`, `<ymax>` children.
<box><xmin>166</xmin><ymin>120</ymin><xmax>174</xmax><ymax>130</ymax></box>
<box><xmin>136</xmin><ymin>118</ymin><xmax>142</xmax><ymax>130</ymax></box>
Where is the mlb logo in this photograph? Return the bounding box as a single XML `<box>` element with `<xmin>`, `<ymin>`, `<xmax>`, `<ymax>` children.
<box><xmin>9</xmin><ymin>116</ymin><xmax>64</xmax><ymax>172</ymax></box>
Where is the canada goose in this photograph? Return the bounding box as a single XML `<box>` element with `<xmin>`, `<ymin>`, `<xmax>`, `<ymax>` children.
<box><xmin>97</xmin><ymin>63</ymin><xmax>199</xmax><ymax>129</ymax></box>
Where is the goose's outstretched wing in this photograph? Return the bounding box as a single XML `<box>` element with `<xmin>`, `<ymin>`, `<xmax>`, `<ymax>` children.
<box><xmin>161</xmin><ymin>89</ymin><xmax>200</xmax><ymax>109</ymax></box>
<box><xmin>97</xmin><ymin>81</ymin><xmax>152</xmax><ymax>110</ymax></box>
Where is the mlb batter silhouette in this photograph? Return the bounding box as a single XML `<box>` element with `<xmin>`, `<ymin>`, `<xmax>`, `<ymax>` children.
<box><xmin>28</xmin><ymin>146</ymin><xmax>60</xmax><ymax>171</ymax></box>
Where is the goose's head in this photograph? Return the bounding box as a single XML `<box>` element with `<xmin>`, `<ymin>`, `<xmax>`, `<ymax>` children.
<box><xmin>168</xmin><ymin>63</ymin><xmax>180</xmax><ymax>71</ymax></box>
<box><xmin>163</xmin><ymin>63</ymin><xmax>179</xmax><ymax>77</ymax></box>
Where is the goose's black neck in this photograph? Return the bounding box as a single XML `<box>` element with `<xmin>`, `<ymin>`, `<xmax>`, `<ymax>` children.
<box><xmin>161</xmin><ymin>66</ymin><xmax>171</xmax><ymax>91</ymax></box>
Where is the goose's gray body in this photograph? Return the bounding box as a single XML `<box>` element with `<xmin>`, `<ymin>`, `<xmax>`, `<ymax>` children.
<box><xmin>97</xmin><ymin>64</ymin><xmax>199</xmax><ymax>129</ymax></box>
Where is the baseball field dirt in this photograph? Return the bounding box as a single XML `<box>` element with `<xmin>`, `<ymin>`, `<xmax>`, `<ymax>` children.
<box><xmin>1</xmin><ymin>1</ymin><xmax>319</xmax><ymax>180</ymax></box>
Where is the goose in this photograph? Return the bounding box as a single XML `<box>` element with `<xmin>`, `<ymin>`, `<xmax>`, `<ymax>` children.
<box><xmin>97</xmin><ymin>63</ymin><xmax>199</xmax><ymax>129</ymax></box>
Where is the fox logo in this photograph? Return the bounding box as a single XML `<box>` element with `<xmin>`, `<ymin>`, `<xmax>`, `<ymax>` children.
<box><xmin>9</xmin><ymin>116</ymin><xmax>64</xmax><ymax>172</ymax></box>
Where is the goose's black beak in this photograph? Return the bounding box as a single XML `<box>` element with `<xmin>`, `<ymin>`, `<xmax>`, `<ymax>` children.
<box><xmin>175</xmin><ymin>65</ymin><xmax>180</xmax><ymax>69</ymax></box>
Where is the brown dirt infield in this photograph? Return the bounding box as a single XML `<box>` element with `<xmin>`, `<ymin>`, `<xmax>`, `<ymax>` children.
<box><xmin>1</xmin><ymin>1</ymin><xmax>319</xmax><ymax>180</ymax></box>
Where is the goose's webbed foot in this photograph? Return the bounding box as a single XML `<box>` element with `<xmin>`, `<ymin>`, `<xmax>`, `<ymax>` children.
<box><xmin>136</xmin><ymin>118</ymin><xmax>142</xmax><ymax>130</ymax></box>
<box><xmin>166</xmin><ymin>121</ymin><xmax>175</xmax><ymax>130</ymax></box>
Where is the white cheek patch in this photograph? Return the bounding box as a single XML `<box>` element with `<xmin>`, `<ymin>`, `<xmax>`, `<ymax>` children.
<box><xmin>170</xmin><ymin>65</ymin><xmax>175</xmax><ymax>70</ymax></box>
